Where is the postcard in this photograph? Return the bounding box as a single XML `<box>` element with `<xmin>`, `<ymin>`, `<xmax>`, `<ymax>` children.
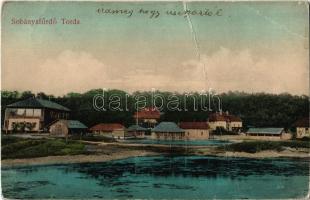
<box><xmin>1</xmin><ymin>1</ymin><xmax>309</xmax><ymax>199</ymax></box>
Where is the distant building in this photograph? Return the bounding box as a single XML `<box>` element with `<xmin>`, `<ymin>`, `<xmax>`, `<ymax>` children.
<box><xmin>293</xmin><ymin>117</ymin><xmax>309</xmax><ymax>138</ymax></box>
<box><xmin>246</xmin><ymin>128</ymin><xmax>291</xmax><ymax>140</ymax></box>
<box><xmin>179</xmin><ymin>122</ymin><xmax>210</xmax><ymax>140</ymax></box>
<box><xmin>133</xmin><ymin>107</ymin><xmax>160</xmax><ymax>128</ymax></box>
<box><xmin>151</xmin><ymin>122</ymin><xmax>185</xmax><ymax>140</ymax></box>
<box><xmin>4</xmin><ymin>98</ymin><xmax>70</xmax><ymax>133</ymax></box>
<box><xmin>49</xmin><ymin>120</ymin><xmax>87</xmax><ymax>136</ymax></box>
<box><xmin>224</xmin><ymin>113</ymin><xmax>242</xmax><ymax>132</ymax></box>
<box><xmin>208</xmin><ymin>113</ymin><xmax>227</xmax><ymax>131</ymax></box>
<box><xmin>89</xmin><ymin>123</ymin><xmax>125</xmax><ymax>139</ymax></box>
<box><xmin>126</xmin><ymin>124</ymin><xmax>148</xmax><ymax>138</ymax></box>
<box><xmin>208</xmin><ymin>112</ymin><xmax>242</xmax><ymax>133</ymax></box>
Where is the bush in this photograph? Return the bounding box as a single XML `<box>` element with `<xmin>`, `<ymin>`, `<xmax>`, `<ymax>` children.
<box><xmin>69</xmin><ymin>135</ymin><xmax>116</xmax><ymax>142</ymax></box>
<box><xmin>220</xmin><ymin>140</ymin><xmax>309</xmax><ymax>153</ymax></box>
<box><xmin>1</xmin><ymin>136</ymin><xmax>86</xmax><ymax>159</ymax></box>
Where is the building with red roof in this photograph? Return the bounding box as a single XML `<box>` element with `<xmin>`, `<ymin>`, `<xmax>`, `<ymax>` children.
<box><xmin>208</xmin><ymin>111</ymin><xmax>242</xmax><ymax>133</ymax></box>
<box><xmin>293</xmin><ymin>117</ymin><xmax>309</xmax><ymax>138</ymax></box>
<box><xmin>179</xmin><ymin>122</ymin><xmax>210</xmax><ymax>140</ymax></box>
<box><xmin>89</xmin><ymin>123</ymin><xmax>125</xmax><ymax>139</ymax></box>
<box><xmin>133</xmin><ymin>107</ymin><xmax>161</xmax><ymax>128</ymax></box>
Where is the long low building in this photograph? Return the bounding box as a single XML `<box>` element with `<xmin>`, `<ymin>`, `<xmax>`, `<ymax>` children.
<box><xmin>246</xmin><ymin>128</ymin><xmax>291</xmax><ymax>140</ymax></box>
<box><xmin>151</xmin><ymin>122</ymin><xmax>185</xmax><ymax>140</ymax></box>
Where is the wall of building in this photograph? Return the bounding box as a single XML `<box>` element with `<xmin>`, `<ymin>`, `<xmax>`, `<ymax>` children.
<box><xmin>43</xmin><ymin>109</ymin><xmax>69</xmax><ymax>127</ymax></box>
<box><xmin>296</xmin><ymin>127</ymin><xmax>310</xmax><ymax>138</ymax></box>
<box><xmin>126</xmin><ymin>131</ymin><xmax>145</xmax><ymax>138</ymax></box>
<box><xmin>228</xmin><ymin>122</ymin><xmax>242</xmax><ymax>131</ymax></box>
<box><xmin>184</xmin><ymin>129</ymin><xmax>209</xmax><ymax>140</ymax></box>
<box><xmin>111</xmin><ymin>130</ymin><xmax>125</xmax><ymax>139</ymax></box>
<box><xmin>6</xmin><ymin>118</ymin><xmax>40</xmax><ymax>132</ymax></box>
<box><xmin>213</xmin><ymin>134</ymin><xmax>291</xmax><ymax>141</ymax></box>
<box><xmin>151</xmin><ymin>132</ymin><xmax>185</xmax><ymax>140</ymax></box>
<box><xmin>93</xmin><ymin>131</ymin><xmax>113</xmax><ymax>137</ymax></box>
<box><xmin>209</xmin><ymin>121</ymin><xmax>227</xmax><ymax>131</ymax></box>
<box><xmin>93</xmin><ymin>130</ymin><xmax>125</xmax><ymax>139</ymax></box>
<box><xmin>49</xmin><ymin>121</ymin><xmax>68</xmax><ymax>136</ymax></box>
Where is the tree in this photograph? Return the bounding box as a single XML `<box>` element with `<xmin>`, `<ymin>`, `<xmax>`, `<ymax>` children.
<box><xmin>20</xmin><ymin>91</ymin><xmax>35</xmax><ymax>99</ymax></box>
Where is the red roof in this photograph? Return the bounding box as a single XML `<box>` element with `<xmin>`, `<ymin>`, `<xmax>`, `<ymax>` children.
<box><xmin>208</xmin><ymin>113</ymin><xmax>242</xmax><ymax>122</ymax></box>
<box><xmin>179</xmin><ymin>122</ymin><xmax>210</xmax><ymax>129</ymax></box>
<box><xmin>293</xmin><ymin>117</ymin><xmax>309</xmax><ymax>128</ymax></box>
<box><xmin>133</xmin><ymin>107</ymin><xmax>160</xmax><ymax>119</ymax></box>
<box><xmin>208</xmin><ymin>113</ymin><xmax>227</xmax><ymax>122</ymax></box>
<box><xmin>224</xmin><ymin>114</ymin><xmax>242</xmax><ymax>122</ymax></box>
<box><xmin>89</xmin><ymin>123</ymin><xmax>125</xmax><ymax>132</ymax></box>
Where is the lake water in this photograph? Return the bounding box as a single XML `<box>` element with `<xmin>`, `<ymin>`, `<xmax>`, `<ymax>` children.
<box><xmin>2</xmin><ymin>156</ymin><xmax>309</xmax><ymax>199</ymax></box>
<box><xmin>122</xmin><ymin>139</ymin><xmax>231</xmax><ymax>146</ymax></box>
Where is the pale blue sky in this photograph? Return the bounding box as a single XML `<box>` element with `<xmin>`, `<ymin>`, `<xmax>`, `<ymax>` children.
<box><xmin>2</xmin><ymin>1</ymin><xmax>309</xmax><ymax>95</ymax></box>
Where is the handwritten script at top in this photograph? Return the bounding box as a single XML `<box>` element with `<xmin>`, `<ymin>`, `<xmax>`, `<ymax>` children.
<box><xmin>96</xmin><ymin>8</ymin><xmax>223</xmax><ymax>18</ymax></box>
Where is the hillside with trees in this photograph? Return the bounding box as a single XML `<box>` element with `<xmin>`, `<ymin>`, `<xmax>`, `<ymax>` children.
<box><xmin>1</xmin><ymin>89</ymin><xmax>308</xmax><ymax>129</ymax></box>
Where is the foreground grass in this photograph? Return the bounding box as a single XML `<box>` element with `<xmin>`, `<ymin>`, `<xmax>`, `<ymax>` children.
<box><xmin>69</xmin><ymin>135</ymin><xmax>116</xmax><ymax>143</ymax></box>
<box><xmin>220</xmin><ymin>140</ymin><xmax>310</xmax><ymax>153</ymax></box>
<box><xmin>2</xmin><ymin>136</ymin><xmax>86</xmax><ymax>159</ymax></box>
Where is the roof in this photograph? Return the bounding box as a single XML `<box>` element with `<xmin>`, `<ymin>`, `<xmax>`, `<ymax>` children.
<box><xmin>67</xmin><ymin>120</ymin><xmax>88</xmax><ymax>129</ymax></box>
<box><xmin>133</xmin><ymin>107</ymin><xmax>160</xmax><ymax>119</ymax></box>
<box><xmin>179</xmin><ymin>122</ymin><xmax>210</xmax><ymax>129</ymax></box>
<box><xmin>224</xmin><ymin>114</ymin><xmax>242</xmax><ymax>122</ymax></box>
<box><xmin>152</xmin><ymin>122</ymin><xmax>184</xmax><ymax>133</ymax></box>
<box><xmin>293</xmin><ymin>117</ymin><xmax>309</xmax><ymax>128</ymax></box>
<box><xmin>50</xmin><ymin>120</ymin><xmax>87</xmax><ymax>129</ymax></box>
<box><xmin>126</xmin><ymin>124</ymin><xmax>148</xmax><ymax>132</ymax></box>
<box><xmin>6</xmin><ymin>98</ymin><xmax>70</xmax><ymax>111</ymax></box>
<box><xmin>208</xmin><ymin>113</ymin><xmax>227</xmax><ymax>122</ymax></box>
<box><xmin>208</xmin><ymin>112</ymin><xmax>242</xmax><ymax>122</ymax></box>
<box><xmin>247</xmin><ymin>128</ymin><xmax>284</xmax><ymax>135</ymax></box>
<box><xmin>89</xmin><ymin>123</ymin><xmax>125</xmax><ymax>132</ymax></box>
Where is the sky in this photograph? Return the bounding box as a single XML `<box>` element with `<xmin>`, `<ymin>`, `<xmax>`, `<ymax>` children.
<box><xmin>1</xmin><ymin>1</ymin><xmax>309</xmax><ymax>95</ymax></box>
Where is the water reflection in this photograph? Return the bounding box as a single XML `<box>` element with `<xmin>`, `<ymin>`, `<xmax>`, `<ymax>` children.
<box><xmin>71</xmin><ymin>156</ymin><xmax>309</xmax><ymax>180</ymax></box>
<box><xmin>2</xmin><ymin>156</ymin><xmax>309</xmax><ymax>199</ymax></box>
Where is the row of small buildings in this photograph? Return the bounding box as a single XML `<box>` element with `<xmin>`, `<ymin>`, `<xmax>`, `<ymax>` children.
<box><xmin>3</xmin><ymin>98</ymin><xmax>310</xmax><ymax>140</ymax></box>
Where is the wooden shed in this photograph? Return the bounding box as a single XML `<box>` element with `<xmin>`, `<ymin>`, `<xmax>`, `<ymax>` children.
<box><xmin>49</xmin><ymin>120</ymin><xmax>87</xmax><ymax>137</ymax></box>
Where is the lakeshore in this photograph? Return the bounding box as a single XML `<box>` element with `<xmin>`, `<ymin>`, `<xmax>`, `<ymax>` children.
<box><xmin>2</xmin><ymin>140</ymin><xmax>309</xmax><ymax>167</ymax></box>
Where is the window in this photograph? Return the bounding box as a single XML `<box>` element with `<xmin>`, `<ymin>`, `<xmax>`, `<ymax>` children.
<box><xmin>33</xmin><ymin>109</ymin><xmax>41</xmax><ymax>117</ymax></box>
<box><xmin>17</xmin><ymin>109</ymin><xmax>25</xmax><ymax>116</ymax></box>
<box><xmin>201</xmin><ymin>132</ymin><xmax>203</xmax><ymax>136</ymax></box>
<box><xmin>25</xmin><ymin>109</ymin><xmax>33</xmax><ymax>116</ymax></box>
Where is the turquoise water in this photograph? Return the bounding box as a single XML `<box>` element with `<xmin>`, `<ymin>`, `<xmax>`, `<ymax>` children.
<box><xmin>122</xmin><ymin>139</ymin><xmax>231</xmax><ymax>146</ymax></box>
<box><xmin>2</xmin><ymin>156</ymin><xmax>309</xmax><ymax>199</ymax></box>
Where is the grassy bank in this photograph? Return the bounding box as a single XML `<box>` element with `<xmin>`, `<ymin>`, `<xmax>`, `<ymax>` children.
<box><xmin>2</xmin><ymin>136</ymin><xmax>86</xmax><ymax>159</ymax></box>
<box><xmin>69</xmin><ymin>135</ymin><xmax>116</xmax><ymax>143</ymax></box>
<box><xmin>220</xmin><ymin>140</ymin><xmax>310</xmax><ymax>153</ymax></box>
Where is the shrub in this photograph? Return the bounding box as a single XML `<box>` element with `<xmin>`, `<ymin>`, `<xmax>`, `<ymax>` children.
<box><xmin>220</xmin><ymin>140</ymin><xmax>310</xmax><ymax>153</ymax></box>
<box><xmin>1</xmin><ymin>137</ymin><xmax>86</xmax><ymax>159</ymax></box>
